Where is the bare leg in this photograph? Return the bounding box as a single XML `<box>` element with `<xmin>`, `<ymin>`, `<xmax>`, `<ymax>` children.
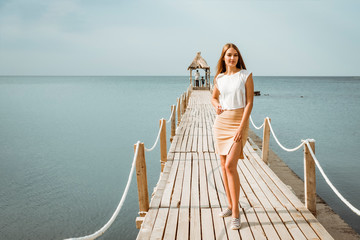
<box><xmin>220</xmin><ymin>155</ymin><xmax>232</xmax><ymax>209</ymax></box>
<box><xmin>225</xmin><ymin>142</ymin><xmax>243</xmax><ymax>218</ymax></box>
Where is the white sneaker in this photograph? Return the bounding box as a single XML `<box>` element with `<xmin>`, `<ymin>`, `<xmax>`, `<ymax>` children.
<box><xmin>231</xmin><ymin>217</ymin><xmax>241</xmax><ymax>230</ymax></box>
<box><xmin>219</xmin><ymin>208</ymin><xmax>232</xmax><ymax>218</ymax></box>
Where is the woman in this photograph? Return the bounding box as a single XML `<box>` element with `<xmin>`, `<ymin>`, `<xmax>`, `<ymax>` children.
<box><xmin>211</xmin><ymin>43</ymin><xmax>254</xmax><ymax>230</ymax></box>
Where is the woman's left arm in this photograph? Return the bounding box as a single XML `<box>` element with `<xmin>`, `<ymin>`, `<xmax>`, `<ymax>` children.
<box><xmin>234</xmin><ymin>73</ymin><xmax>254</xmax><ymax>142</ymax></box>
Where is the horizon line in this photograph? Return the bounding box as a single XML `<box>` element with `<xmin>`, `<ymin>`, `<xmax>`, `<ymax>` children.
<box><xmin>1</xmin><ymin>75</ymin><xmax>359</xmax><ymax>78</ymax></box>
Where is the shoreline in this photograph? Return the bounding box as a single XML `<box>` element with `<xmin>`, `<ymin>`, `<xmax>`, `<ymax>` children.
<box><xmin>248</xmin><ymin>129</ymin><xmax>360</xmax><ymax>240</ymax></box>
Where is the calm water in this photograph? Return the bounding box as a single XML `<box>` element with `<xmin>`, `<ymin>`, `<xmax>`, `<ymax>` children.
<box><xmin>0</xmin><ymin>76</ymin><xmax>359</xmax><ymax>239</ymax></box>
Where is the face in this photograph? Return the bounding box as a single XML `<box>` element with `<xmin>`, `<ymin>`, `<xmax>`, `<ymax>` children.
<box><xmin>223</xmin><ymin>47</ymin><xmax>239</xmax><ymax>67</ymax></box>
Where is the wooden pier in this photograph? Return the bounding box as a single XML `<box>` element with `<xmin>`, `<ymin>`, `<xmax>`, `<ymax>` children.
<box><xmin>136</xmin><ymin>90</ymin><xmax>333</xmax><ymax>240</ymax></box>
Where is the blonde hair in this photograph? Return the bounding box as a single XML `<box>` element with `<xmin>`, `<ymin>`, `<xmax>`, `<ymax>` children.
<box><xmin>214</xmin><ymin>43</ymin><xmax>246</xmax><ymax>84</ymax></box>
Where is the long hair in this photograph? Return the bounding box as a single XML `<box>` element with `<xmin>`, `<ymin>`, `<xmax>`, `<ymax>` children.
<box><xmin>214</xmin><ymin>43</ymin><xmax>246</xmax><ymax>82</ymax></box>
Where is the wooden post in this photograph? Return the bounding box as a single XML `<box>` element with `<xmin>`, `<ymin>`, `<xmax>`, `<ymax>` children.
<box><xmin>190</xmin><ymin>70</ymin><xmax>192</xmax><ymax>86</ymax></box>
<box><xmin>134</xmin><ymin>142</ymin><xmax>149</xmax><ymax>229</ymax></box>
<box><xmin>183</xmin><ymin>92</ymin><xmax>187</xmax><ymax>112</ymax></box>
<box><xmin>182</xmin><ymin>94</ymin><xmax>186</xmax><ymax>114</ymax></box>
<box><xmin>170</xmin><ymin>105</ymin><xmax>176</xmax><ymax>142</ymax></box>
<box><xmin>261</xmin><ymin>118</ymin><xmax>271</xmax><ymax>164</ymax></box>
<box><xmin>188</xmin><ymin>87</ymin><xmax>191</xmax><ymax>103</ymax></box>
<box><xmin>159</xmin><ymin>118</ymin><xmax>167</xmax><ymax>172</ymax></box>
<box><xmin>304</xmin><ymin>140</ymin><xmax>316</xmax><ymax>216</ymax></box>
<box><xmin>177</xmin><ymin>97</ymin><xmax>181</xmax><ymax>126</ymax></box>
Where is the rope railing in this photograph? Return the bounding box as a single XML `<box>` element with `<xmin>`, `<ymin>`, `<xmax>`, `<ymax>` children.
<box><xmin>249</xmin><ymin>115</ymin><xmax>264</xmax><ymax>130</ymax></box>
<box><xmin>166</xmin><ymin>105</ymin><xmax>175</xmax><ymax>123</ymax></box>
<box><xmin>65</xmin><ymin>87</ymin><xmax>192</xmax><ymax>240</ymax></box>
<box><xmin>304</xmin><ymin>140</ymin><xmax>360</xmax><ymax>216</ymax></box>
<box><xmin>145</xmin><ymin>120</ymin><xmax>164</xmax><ymax>152</ymax></box>
<box><xmin>65</xmin><ymin>141</ymin><xmax>141</xmax><ymax>240</ymax></box>
<box><xmin>250</xmin><ymin>115</ymin><xmax>360</xmax><ymax>216</ymax></box>
<box><xmin>266</xmin><ymin>117</ymin><xmax>306</xmax><ymax>152</ymax></box>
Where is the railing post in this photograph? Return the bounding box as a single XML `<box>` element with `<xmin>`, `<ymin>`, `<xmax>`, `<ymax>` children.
<box><xmin>183</xmin><ymin>92</ymin><xmax>187</xmax><ymax>111</ymax></box>
<box><xmin>170</xmin><ymin>105</ymin><xmax>176</xmax><ymax>142</ymax></box>
<box><xmin>187</xmin><ymin>87</ymin><xmax>191</xmax><ymax>105</ymax></box>
<box><xmin>134</xmin><ymin>142</ymin><xmax>149</xmax><ymax>229</ymax></box>
<box><xmin>304</xmin><ymin>140</ymin><xmax>316</xmax><ymax>216</ymax></box>
<box><xmin>177</xmin><ymin>97</ymin><xmax>181</xmax><ymax>126</ymax></box>
<box><xmin>182</xmin><ymin>93</ymin><xmax>186</xmax><ymax>114</ymax></box>
<box><xmin>261</xmin><ymin>117</ymin><xmax>271</xmax><ymax>164</ymax></box>
<box><xmin>180</xmin><ymin>94</ymin><xmax>184</xmax><ymax>115</ymax></box>
<box><xmin>159</xmin><ymin>118</ymin><xmax>167</xmax><ymax>172</ymax></box>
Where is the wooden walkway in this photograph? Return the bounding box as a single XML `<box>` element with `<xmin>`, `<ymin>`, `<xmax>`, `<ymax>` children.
<box><xmin>136</xmin><ymin>90</ymin><xmax>333</xmax><ymax>240</ymax></box>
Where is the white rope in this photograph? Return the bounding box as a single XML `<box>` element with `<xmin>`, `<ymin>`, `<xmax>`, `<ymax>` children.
<box><xmin>250</xmin><ymin>115</ymin><xmax>360</xmax><ymax>215</ymax></box>
<box><xmin>64</xmin><ymin>141</ymin><xmax>141</xmax><ymax>240</ymax></box>
<box><xmin>267</xmin><ymin>117</ymin><xmax>306</xmax><ymax>152</ymax></box>
<box><xmin>304</xmin><ymin>141</ymin><xmax>360</xmax><ymax>216</ymax></box>
<box><xmin>166</xmin><ymin>106</ymin><xmax>175</xmax><ymax>123</ymax></box>
<box><xmin>249</xmin><ymin>115</ymin><xmax>264</xmax><ymax>130</ymax></box>
<box><xmin>145</xmin><ymin>120</ymin><xmax>164</xmax><ymax>152</ymax></box>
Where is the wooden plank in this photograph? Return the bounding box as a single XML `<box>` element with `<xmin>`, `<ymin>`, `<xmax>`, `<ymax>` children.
<box><xmin>175</xmin><ymin>133</ymin><xmax>183</xmax><ymax>153</ymax></box>
<box><xmin>177</xmin><ymin>153</ymin><xmax>192</xmax><ymax>239</ymax></box>
<box><xmin>244</xmin><ymin>207</ymin><xmax>267</xmax><ymax>240</ymax></box>
<box><xmin>186</xmin><ymin>127</ymin><xmax>193</xmax><ymax>152</ymax></box>
<box><xmin>163</xmin><ymin>208</ymin><xmax>179</xmax><ymax>240</ymax></box>
<box><xmin>180</xmin><ymin>134</ymin><xmax>189</xmax><ymax>152</ymax></box>
<box><xmin>180</xmin><ymin>153</ymin><xmax>192</xmax><ymax>207</ymax></box>
<box><xmin>170</xmin><ymin>153</ymin><xmax>186</xmax><ymax>208</ymax></box>
<box><xmin>161</xmin><ymin>153</ymin><xmax>179</xmax><ymax>207</ymax></box>
<box><xmin>150</xmin><ymin>208</ymin><xmax>168</xmax><ymax>239</ymax></box>
<box><xmin>201</xmin><ymin>208</ymin><xmax>215</xmax><ymax>240</ymax></box>
<box><xmin>199</xmin><ymin>152</ymin><xmax>210</xmax><ymax>208</ymax></box>
<box><xmin>177</xmin><ymin>208</ymin><xmax>189</xmax><ymax>240</ymax></box>
<box><xmin>212</xmin><ymin>208</ymin><xmax>229</xmax><ymax>240</ymax></box>
<box><xmin>190</xmin><ymin>153</ymin><xmax>201</xmax><ymax>239</ymax></box>
<box><xmin>204</xmin><ymin>152</ymin><xmax>220</xmax><ymax>208</ymax></box>
<box><xmin>238</xmin><ymin>208</ymin><xmax>254</xmax><ymax>240</ymax></box>
<box><xmin>136</xmin><ymin>208</ymin><xmax>159</xmax><ymax>240</ymax></box>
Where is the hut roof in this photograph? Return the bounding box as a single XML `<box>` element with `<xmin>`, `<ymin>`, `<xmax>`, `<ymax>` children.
<box><xmin>187</xmin><ymin>52</ymin><xmax>210</xmax><ymax>70</ymax></box>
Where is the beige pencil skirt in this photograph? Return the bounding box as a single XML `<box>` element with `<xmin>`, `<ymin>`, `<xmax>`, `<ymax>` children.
<box><xmin>212</xmin><ymin>108</ymin><xmax>249</xmax><ymax>159</ymax></box>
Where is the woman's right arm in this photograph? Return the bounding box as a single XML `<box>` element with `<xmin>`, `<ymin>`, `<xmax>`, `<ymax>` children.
<box><xmin>211</xmin><ymin>85</ymin><xmax>224</xmax><ymax>115</ymax></box>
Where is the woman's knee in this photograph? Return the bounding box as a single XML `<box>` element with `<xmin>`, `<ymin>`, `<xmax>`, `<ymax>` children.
<box><xmin>225</xmin><ymin>160</ymin><xmax>237</xmax><ymax>173</ymax></box>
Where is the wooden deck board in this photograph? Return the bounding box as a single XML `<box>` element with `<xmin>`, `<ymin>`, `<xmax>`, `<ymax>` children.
<box><xmin>137</xmin><ymin>90</ymin><xmax>333</xmax><ymax>240</ymax></box>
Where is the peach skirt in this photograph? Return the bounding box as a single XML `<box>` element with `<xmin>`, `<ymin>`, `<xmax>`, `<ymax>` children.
<box><xmin>212</xmin><ymin>108</ymin><xmax>249</xmax><ymax>159</ymax></box>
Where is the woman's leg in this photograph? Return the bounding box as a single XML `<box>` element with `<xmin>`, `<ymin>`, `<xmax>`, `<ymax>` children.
<box><xmin>220</xmin><ymin>155</ymin><xmax>232</xmax><ymax>209</ymax></box>
<box><xmin>225</xmin><ymin>142</ymin><xmax>243</xmax><ymax>218</ymax></box>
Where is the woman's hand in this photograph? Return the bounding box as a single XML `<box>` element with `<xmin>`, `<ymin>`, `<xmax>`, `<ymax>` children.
<box><xmin>216</xmin><ymin>105</ymin><xmax>224</xmax><ymax>115</ymax></box>
<box><xmin>233</xmin><ymin>127</ymin><xmax>244</xmax><ymax>142</ymax></box>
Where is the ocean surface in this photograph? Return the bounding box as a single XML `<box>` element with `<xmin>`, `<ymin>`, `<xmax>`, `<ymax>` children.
<box><xmin>0</xmin><ymin>76</ymin><xmax>359</xmax><ymax>239</ymax></box>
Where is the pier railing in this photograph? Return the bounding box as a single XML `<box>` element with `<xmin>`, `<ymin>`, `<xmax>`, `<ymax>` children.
<box><xmin>250</xmin><ymin>116</ymin><xmax>360</xmax><ymax>217</ymax></box>
<box><xmin>64</xmin><ymin>85</ymin><xmax>192</xmax><ymax>240</ymax></box>
<box><xmin>135</xmin><ymin>85</ymin><xmax>191</xmax><ymax>228</ymax></box>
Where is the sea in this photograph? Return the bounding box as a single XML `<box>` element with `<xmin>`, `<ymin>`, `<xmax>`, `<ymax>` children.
<box><xmin>0</xmin><ymin>76</ymin><xmax>359</xmax><ymax>239</ymax></box>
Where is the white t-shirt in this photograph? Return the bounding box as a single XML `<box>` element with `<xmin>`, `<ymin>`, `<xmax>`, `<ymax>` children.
<box><xmin>195</xmin><ymin>72</ymin><xmax>200</xmax><ymax>80</ymax></box>
<box><xmin>215</xmin><ymin>69</ymin><xmax>252</xmax><ymax>110</ymax></box>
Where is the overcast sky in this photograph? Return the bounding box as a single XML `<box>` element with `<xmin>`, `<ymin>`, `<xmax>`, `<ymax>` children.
<box><xmin>0</xmin><ymin>0</ymin><xmax>359</xmax><ymax>76</ymax></box>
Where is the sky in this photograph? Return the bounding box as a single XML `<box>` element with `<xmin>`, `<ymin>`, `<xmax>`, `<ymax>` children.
<box><xmin>0</xmin><ymin>0</ymin><xmax>359</xmax><ymax>76</ymax></box>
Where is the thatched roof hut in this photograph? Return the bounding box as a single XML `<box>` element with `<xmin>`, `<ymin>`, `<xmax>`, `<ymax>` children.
<box><xmin>187</xmin><ymin>52</ymin><xmax>210</xmax><ymax>70</ymax></box>
<box><xmin>187</xmin><ymin>52</ymin><xmax>210</xmax><ymax>90</ymax></box>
